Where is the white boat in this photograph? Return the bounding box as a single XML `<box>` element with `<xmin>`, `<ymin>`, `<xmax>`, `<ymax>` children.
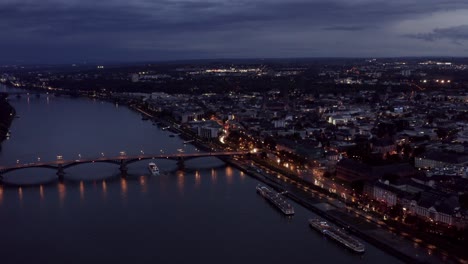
<box><xmin>256</xmin><ymin>184</ymin><xmax>294</xmax><ymax>215</ymax></box>
<box><xmin>148</xmin><ymin>162</ymin><xmax>160</xmax><ymax>175</ymax></box>
<box><xmin>309</xmin><ymin>219</ymin><xmax>365</xmax><ymax>253</ymax></box>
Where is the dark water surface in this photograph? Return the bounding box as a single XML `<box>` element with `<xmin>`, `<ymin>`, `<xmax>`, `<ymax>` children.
<box><xmin>0</xmin><ymin>85</ymin><xmax>402</xmax><ymax>264</ymax></box>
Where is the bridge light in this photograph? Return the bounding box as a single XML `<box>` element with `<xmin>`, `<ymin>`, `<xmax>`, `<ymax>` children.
<box><xmin>57</xmin><ymin>155</ymin><xmax>63</xmax><ymax>160</ymax></box>
<box><xmin>16</xmin><ymin>159</ymin><xmax>19</xmax><ymax>164</ymax></box>
<box><xmin>37</xmin><ymin>157</ymin><xmax>41</xmax><ymax>162</ymax></box>
<box><xmin>120</xmin><ymin>151</ymin><xmax>126</xmax><ymax>156</ymax></box>
<box><xmin>101</xmin><ymin>152</ymin><xmax>104</xmax><ymax>157</ymax></box>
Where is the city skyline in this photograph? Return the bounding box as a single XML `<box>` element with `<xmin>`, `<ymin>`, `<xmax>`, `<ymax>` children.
<box><xmin>1</xmin><ymin>0</ymin><xmax>468</xmax><ymax>63</ymax></box>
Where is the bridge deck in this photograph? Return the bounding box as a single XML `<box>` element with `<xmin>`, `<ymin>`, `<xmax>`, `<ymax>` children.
<box><xmin>0</xmin><ymin>151</ymin><xmax>248</xmax><ymax>174</ymax></box>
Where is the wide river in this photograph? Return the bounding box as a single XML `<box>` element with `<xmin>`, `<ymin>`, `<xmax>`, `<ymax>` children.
<box><xmin>0</xmin><ymin>84</ymin><xmax>402</xmax><ymax>264</ymax></box>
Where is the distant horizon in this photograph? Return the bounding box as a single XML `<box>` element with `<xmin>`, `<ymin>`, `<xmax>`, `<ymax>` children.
<box><xmin>2</xmin><ymin>55</ymin><xmax>468</xmax><ymax>67</ymax></box>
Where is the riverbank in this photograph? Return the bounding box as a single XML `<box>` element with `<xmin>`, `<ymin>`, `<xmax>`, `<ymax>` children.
<box><xmin>0</xmin><ymin>94</ymin><xmax>15</xmax><ymax>145</ymax></box>
<box><xmin>224</xmin><ymin>158</ymin><xmax>454</xmax><ymax>264</ymax></box>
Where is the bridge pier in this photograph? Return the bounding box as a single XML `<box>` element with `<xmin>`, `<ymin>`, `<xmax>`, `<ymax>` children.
<box><xmin>57</xmin><ymin>164</ymin><xmax>65</xmax><ymax>182</ymax></box>
<box><xmin>119</xmin><ymin>160</ymin><xmax>128</xmax><ymax>176</ymax></box>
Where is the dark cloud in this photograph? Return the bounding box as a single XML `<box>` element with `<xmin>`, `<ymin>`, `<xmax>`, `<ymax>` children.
<box><xmin>323</xmin><ymin>25</ymin><xmax>369</xmax><ymax>31</ymax></box>
<box><xmin>406</xmin><ymin>25</ymin><xmax>468</xmax><ymax>43</ymax></box>
<box><xmin>0</xmin><ymin>0</ymin><xmax>467</xmax><ymax>63</ymax></box>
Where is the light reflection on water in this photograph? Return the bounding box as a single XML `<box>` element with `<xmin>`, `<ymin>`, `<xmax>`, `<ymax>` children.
<box><xmin>58</xmin><ymin>182</ymin><xmax>65</xmax><ymax>206</ymax></box>
<box><xmin>18</xmin><ymin>187</ymin><xmax>23</xmax><ymax>201</ymax></box>
<box><xmin>40</xmin><ymin>185</ymin><xmax>44</xmax><ymax>200</ymax></box>
<box><xmin>139</xmin><ymin>175</ymin><xmax>147</xmax><ymax>193</ymax></box>
<box><xmin>120</xmin><ymin>178</ymin><xmax>128</xmax><ymax>201</ymax></box>
<box><xmin>226</xmin><ymin>166</ymin><xmax>233</xmax><ymax>185</ymax></box>
<box><xmin>195</xmin><ymin>170</ymin><xmax>201</xmax><ymax>188</ymax></box>
<box><xmin>177</xmin><ymin>170</ymin><xmax>184</xmax><ymax>194</ymax></box>
<box><xmin>102</xmin><ymin>180</ymin><xmax>107</xmax><ymax>199</ymax></box>
<box><xmin>211</xmin><ymin>168</ymin><xmax>217</xmax><ymax>184</ymax></box>
<box><xmin>79</xmin><ymin>181</ymin><xmax>85</xmax><ymax>201</ymax></box>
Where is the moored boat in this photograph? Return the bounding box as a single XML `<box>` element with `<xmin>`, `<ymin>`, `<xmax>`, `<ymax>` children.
<box><xmin>148</xmin><ymin>162</ymin><xmax>160</xmax><ymax>175</ymax></box>
<box><xmin>309</xmin><ymin>218</ymin><xmax>365</xmax><ymax>253</ymax></box>
<box><xmin>256</xmin><ymin>184</ymin><xmax>294</xmax><ymax>215</ymax></box>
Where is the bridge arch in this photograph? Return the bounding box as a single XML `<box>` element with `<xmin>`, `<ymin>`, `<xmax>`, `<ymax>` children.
<box><xmin>0</xmin><ymin>151</ymin><xmax>250</xmax><ymax>181</ymax></box>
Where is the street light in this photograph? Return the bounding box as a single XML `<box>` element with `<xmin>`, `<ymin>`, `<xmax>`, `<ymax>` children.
<box><xmin>78</xmin><ymin>154</ymin><xmax>81</xmax><ymax>159</ymax></box>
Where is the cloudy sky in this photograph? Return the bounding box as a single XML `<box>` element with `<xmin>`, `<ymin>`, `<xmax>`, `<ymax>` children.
<box><xmin>1</xmin><ymin>0</ymin><xmax>468</xmax><ymax>63</ymax></box>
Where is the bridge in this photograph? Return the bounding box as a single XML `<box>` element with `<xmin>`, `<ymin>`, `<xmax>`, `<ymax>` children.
<box><xmin>0</xmin><ymin>151</ymin><xmax>249</xmax><ymax>182</ymax></box>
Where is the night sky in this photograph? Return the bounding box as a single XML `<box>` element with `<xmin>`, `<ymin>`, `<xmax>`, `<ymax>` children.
<box><xmin>1</xmin><ymin>0</ymin><xmax>468</xmax><ymax>63</ymax></box>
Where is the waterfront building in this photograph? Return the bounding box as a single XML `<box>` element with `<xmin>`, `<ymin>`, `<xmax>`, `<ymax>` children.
<box><xmin>415</xmin><ymin>151</ymin><xmax>468</xmax><ymax>169</ymax></box>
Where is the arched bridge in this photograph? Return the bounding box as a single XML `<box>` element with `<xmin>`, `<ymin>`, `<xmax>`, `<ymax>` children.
<box><xmin>0</xmin><ymin>151</ymin><xmax>249</xmax><ymax>181</ymax></box>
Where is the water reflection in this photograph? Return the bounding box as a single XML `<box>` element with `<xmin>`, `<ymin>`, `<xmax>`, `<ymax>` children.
<box><xmin>79</xmin><ymin>181</ymin><xmax>85</xmax><ymax>202</ymax></box>
<box><xmin>0</xmin><ymin>186</ymin><xmax>3</xmax><ymax>205</ymax></box>
<box><xmin>139</xmin><ymin>176</ymin><xmax>147</xmax><ymax>193</ymax></box>
<box><xmin>177</xmin><ymin>170</ymin><xmax>184</xmax><ymax>194</ymax></box>
<box><xmin>102</xmin><ymin>180</ymin><xmax>107</xmax><ymax>199</ymax></box>
<box><xmin>240</xmin><ymin>171</ymin><xmax>245</xmax><ymax>181</ymax></box>
<box><xmin>211</xmin><ymin>168</ymin><xmax>217</xmax><ymax>184</ymax></box>
<box><xmin>58</xmin><ymin>182</ymin><xmax>66</xmax><ymax>206</ymax></box>
<box><xmin>18</xmin><ymin>187</ymin><xmax>23</xmax><ymax>201</ymax></box>
<box><xmin>195</xmin><ymin>170</ymin><xmax>201</xmax><ymax>188</ymax></box>
<box><xmin>40</xmin><ymin>185</ymin><xmax>44</xmax><ymax>200</ymax></box>
<box><xmin>225</xmin><ymin>166</ymin><xmax>233</xmax><ymax>185</ymax></box>
<box><xmin>120</xmin><ymin>178</ymin><xmax>128</xmax><ymax>201</ymax></box>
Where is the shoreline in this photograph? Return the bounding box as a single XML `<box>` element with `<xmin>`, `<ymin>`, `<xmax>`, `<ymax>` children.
<box><xmin>0</xmin><ymin>94</ymin><xmax>15</xmax><ymax>145</ymax></box>
<box><xmin>223</xmin><ymin>157</ymin><xmax>453</xmax><ymax>264</ymax></box>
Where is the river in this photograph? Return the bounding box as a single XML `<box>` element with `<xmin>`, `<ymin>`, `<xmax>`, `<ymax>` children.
<box><xmin>0</xmin><ymin>84</ymin><xmax>403</xmax><ymax>264</ymax></box>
